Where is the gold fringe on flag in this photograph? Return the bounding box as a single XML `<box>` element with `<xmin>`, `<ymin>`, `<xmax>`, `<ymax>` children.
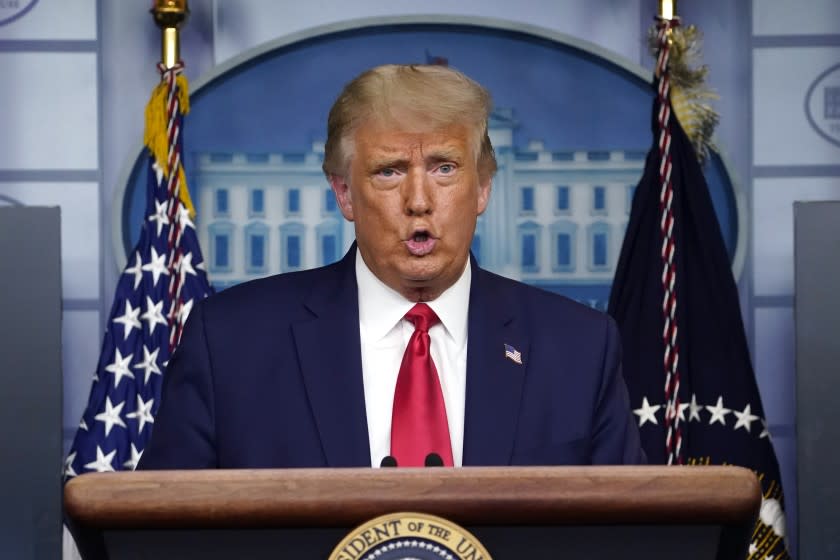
<box><xmin>649</xmin><ymin>24</ymin><xmax>720</xmax><ymax>165</ymax></box>
<box><xmin>143</xmin><ymin>73</ymin><xmax>196</xmax><ymax>216</ymax></box>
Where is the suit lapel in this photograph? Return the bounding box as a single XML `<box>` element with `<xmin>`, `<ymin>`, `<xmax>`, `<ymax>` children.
<box><xmin>291</xmin><ymin>248</ymin><xmax>371</xmax><ymax>467</ymax></box>
<box><xmin>462</xmin><ymin>262</ymin><xmax>529</xmax><ymax>466</ymax></box>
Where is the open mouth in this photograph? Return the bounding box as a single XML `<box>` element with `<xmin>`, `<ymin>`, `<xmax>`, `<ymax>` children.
<box><xmin>405</xmin><ymin>230</ymin><xmax>436</xmax><ymax>256</ymax></box>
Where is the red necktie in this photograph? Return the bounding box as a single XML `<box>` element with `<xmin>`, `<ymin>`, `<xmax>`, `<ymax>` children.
<box><xmin>390</xmin><ymin>303</ymin><xmax>454</xmax><ymax>467</ymax></box>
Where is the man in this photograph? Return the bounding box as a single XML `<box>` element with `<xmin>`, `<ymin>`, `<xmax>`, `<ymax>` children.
<box><xmin>139</xmin><ymin>64</ymin><xmax>644</xmax><ymax>469</ymax></box>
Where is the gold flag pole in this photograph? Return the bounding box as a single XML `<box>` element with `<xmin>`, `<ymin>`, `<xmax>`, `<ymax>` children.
<box><xmin>653</xmin><ymin>0</ymin><xmax>719</xmax><ymax>163</ymax></box>
<box><xmin>151</xmin><ymin>0</ymin><xmax>190</xmax><ymax>69</ymax></box>
<box><xmin>658</xmin><ymin>0</ymin><xmax>677</xmax><ymax>21</ymax></box>
<box><xmin>145</xmin><ymin>0</ymin><xmax>197</xmax><ymax>219</ymax></box>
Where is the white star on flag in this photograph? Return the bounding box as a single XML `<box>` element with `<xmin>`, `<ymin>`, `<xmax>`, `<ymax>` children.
<box><xmin>64</xmin><ymin>452</ymin><xmax>77</xmax><ymax>478</ymax></box>
<box><xmin>113</xmin><ymin>300</ymin><xmax>142</xmax><ymax>340</ymax></box>
<box><xmin>142</xmin><ymin>246</ymin><xmax>170</xmax><ymax>286</ymax></box>
<box><xmin>126</xmin><ymin>394</ymin><xmax>155</xmax><ymax>433</ymax></box>
<box><xmin>151</xmin><ymin>159</ymin><xmax>164</xmax><ymax>184</ymax></box>
<box><xmin>84</xmin><ymin>446</ymin><xmax>117</xmax><ymax>473</ymax></box>
<box><xmin>148</xmin><ymin>199</ymin><xmax>170</xmax><ymax>237</ymax></box>
<box><xmin>177</xmin><ymin>297</ymin><xmax>194</xmax><ymax>325</ymax></box>
<box><xmin>688</xmin><ymin>393</ymin><xmax>703</xmax><ymax>422</ymax></box>
<box><xmin>133</xmin><ymin>344</ymin><xmax>162</xmax><ymax>384</ymax></box>
<box><xmin>177</xmin><ymin>251</ymin><xmax>197</xmax><ymax>284</ymax></box>
<box><xmin>123</xmin><ymin>444</ymin><xmax>144</xmax><ymax>471</ymax></box>
<box><xmin>94</xmin><ymin>397</ymin><xmax>127</xmax><ymax>436</ymax></box>
<box><xmin>733</xmin><ymin>403</ymin><xmax>760</xmax><ymax>432</ymax></box>
<box><xmin>124</xmin><ymin>253</ymin><xmax>144</xmax><ymax>290</ymax></box>
<box><xmin>105</xmin><ymin>348</ymin><xmax>135</xmax><ymax>388</ymax></box>
<box><xmin>760</xmin><ymin>419</ymin><xmax>771</xmax><ymax>439</ymax></box>
<box><xmin>177</xmin><ymin>203</ymin><xmax>195</xmax><ymax>231</ymax></box>
<box><xmin>634</xmin><ymin>397</ymin><xmax>661</xmax><ymax>426</ymax></box>
<box><xmin>141</xmin><ymin>296</ymin><xmax>168</xmax><ymax>335</ymax></box>
<box><xmin>677</xmin><ymin>402</ymin><xmax>690</xmax><ymax>422</ymax></box>
<box><xmin>706</xmin><ymin>396</ymin><xmax>731</xmax><ymax>426</ymax></box>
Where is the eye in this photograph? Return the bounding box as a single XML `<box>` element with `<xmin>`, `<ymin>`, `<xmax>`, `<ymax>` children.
<box><xmin>378</xmin><ymin>168</ymin><xmax>396</xmax><ymax>177</ymax></box>
<box><xmin>438</xmin><ymin>163</ymin><xmax>455</xmax><ymax>174</ymax></box>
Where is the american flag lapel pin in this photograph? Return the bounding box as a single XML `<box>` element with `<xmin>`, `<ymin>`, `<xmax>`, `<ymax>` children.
<box><xmin>504</xmin><ymin>343</ymin><xmax>523</xmax><ymax>365</ymax></box>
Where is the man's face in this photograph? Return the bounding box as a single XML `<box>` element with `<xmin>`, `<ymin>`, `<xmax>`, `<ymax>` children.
<box><xmin>329</xmin><ymin>119</ymin><xmax>491</xmax><ymax>302</ymax></box>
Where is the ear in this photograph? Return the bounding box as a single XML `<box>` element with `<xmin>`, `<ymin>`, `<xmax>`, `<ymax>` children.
<box><xmin>328</xmin><ymin>174</ymin><xmax>354</xmax><ymax>221</ymax></box>
<box><xmin>476</xmin><ymin>174</ymin><xmax>492</xmax><ymax>215</ymax></box>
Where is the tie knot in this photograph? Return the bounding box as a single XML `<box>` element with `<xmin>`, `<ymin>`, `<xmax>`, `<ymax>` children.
<box><xmin>405</xmin><ymin>303</ymin><xmax>440</xmax><ymax>333</ymax></box>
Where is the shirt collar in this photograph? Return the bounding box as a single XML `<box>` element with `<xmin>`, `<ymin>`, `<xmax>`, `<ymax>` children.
<box><xmin>356</xmin><ymin>248</ymin><xmax>471</xmax><ymax>346</ymax></box>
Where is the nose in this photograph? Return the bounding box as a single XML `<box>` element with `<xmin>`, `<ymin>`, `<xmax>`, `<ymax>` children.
<box><xmin>403</xmin><ymin>167</ymin><xmax>432</xmax><ymax>216</ymax></box>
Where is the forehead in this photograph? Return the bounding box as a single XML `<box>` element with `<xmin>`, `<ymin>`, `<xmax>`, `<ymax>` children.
<box><xmin>352</xmin><ymin>118</ymin><xmax>473</xmax><ymax>157</ymax></box>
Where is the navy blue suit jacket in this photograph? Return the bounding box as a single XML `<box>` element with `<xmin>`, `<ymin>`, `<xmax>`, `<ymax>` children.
<box><xmin>140</xmin><ymin>248</ymin><xmax>644</xmax><ymax>469</ymax></box>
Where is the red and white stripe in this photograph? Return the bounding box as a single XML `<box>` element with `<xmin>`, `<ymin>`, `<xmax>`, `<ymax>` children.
<box><xmin>156</xmin><ymin>62</ymin><xmax>189</xmax><ymax>352</ymax></box>
<box><xmin>655</xmin><ymin>17</ymin><xmax>684</xmax><ymax>465</ymax></box>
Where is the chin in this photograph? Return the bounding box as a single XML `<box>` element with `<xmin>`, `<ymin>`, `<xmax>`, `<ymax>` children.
<box><xmin>401</xmin><ymin>269</ymin><xmax>440</xmax><ymax>285</ymax></box>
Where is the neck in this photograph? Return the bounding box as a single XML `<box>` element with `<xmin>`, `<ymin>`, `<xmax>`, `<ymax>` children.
<box><xmin>399</xmin><ymin>285</ymin><xmax>443</xmax><ymax>303</ymax></box>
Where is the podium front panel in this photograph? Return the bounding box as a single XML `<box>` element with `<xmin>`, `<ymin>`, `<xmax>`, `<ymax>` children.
<box><xmin>103</xmin><ymin>525</ymin><xmax>723</xmax><ymax>560</ymax></box>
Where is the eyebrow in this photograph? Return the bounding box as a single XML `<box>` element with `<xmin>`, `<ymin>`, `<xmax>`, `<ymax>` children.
<box><xmin>425</xmin><ymin>147</ymin><xmax>462</xmax><ymax>163</ymax></box>
<box><xmin>366</xmin><ymin>144</ymin><xmax>464</xmax><ymax>169</ymax></box>
<box><xmin>368</xmin><ymin>156</ymin><xmax>410</xmax><ymax>170</ymax></box>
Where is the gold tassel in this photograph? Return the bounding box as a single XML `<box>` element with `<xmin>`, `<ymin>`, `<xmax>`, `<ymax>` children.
<box><xmin>649</xmin><ymin>24</ymin><xmax>720</xmax><ymax>164</ymax></box>
<box><xmin>143</xmin><ymin>73</ymin><xmax>195</xmax><ymax>216</ymax></box>
<box><xmin>177</xmin><ymin>165</ymin><xmax>195</xmax><ymax>215</ymax></box>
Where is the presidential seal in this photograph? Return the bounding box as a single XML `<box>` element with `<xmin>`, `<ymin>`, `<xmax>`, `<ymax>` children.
<box><xmin>328</xmin><ymin>512</ymin><xmax>492</xmax><ymax>560</ymax></box>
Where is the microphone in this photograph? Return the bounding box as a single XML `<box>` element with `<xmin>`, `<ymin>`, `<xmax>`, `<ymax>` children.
<box><xmin>424</xmin><ymin>452</ymin><xmax>444</xmax><ymax>467</ymax></box>
<box><xmin>380</xmin><ymin>455</ymin><xmax>398</xmax><ymax>468</ymax></box>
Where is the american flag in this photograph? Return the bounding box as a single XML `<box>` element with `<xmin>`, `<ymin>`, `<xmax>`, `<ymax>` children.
<box><xmin>64</xmin><ymin>63</ymin><xmax>213</xmax><ymax>478</ymax></box>
<box><xmin>504</xmin><ymin>343</ymin><xmax>522</xmax><ymax>365</ymax></box>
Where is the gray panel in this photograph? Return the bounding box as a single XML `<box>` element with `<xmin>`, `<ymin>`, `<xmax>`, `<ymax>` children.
<box><xmin>795</xmin><ymin>201</ymin><xmax>840</xmax><ymax>559</ymax></box>
<box><xmin>0</xmin><ymin>207</ymin><xmax>63</xmax><ymax>559</ymax></box>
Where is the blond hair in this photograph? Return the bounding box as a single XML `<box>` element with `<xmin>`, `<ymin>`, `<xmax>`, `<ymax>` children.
<box><xmin>322</xmin><ymin>64</ymin><xmax>497</xmax><ymax>180</ymax></box>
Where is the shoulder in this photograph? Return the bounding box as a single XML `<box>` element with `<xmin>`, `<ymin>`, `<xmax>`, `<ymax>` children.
<box><xmin>475</xmin><ymin>266</ymin><xmax>614</xmax><ymax>333</ymax></box>
<box><xmin>195</xmin><ymin>260</ymin><xmax>346</xmax><ymax>325</ymax></box>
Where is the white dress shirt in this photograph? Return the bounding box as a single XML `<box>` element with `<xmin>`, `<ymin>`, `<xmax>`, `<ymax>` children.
<box><xmin>356</xmin><ymin>249</ymin><xmax>470</xmax><ymax>468</ymax></box>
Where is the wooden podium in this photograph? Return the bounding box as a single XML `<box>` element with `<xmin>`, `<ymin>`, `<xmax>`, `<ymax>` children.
<box><xmin>65</xmin><ymin>466</ymin><xmax>760</xmax><ymax>560</ymax></box>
